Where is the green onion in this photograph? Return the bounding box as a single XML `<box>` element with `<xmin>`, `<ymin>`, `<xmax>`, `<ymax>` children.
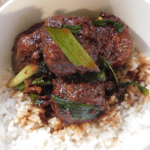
<box><xmin>9</xmin><ymin>64</ymin><xmax>39</xmax><ymax>88</ymax></box>
<box><xmin>52</xmin><ymin>94</ymin><xmax>105</xmax><ymax>120</ymax></box>
<box><xmin>61</xmin><ymin>25</ymin><xmax>82</xmax><ymax>34</ymax></box>
<box><xmin>30</xmin><ymin>93</ymin><xmax>38</xmax><ymax>101</ymax></box>
<box><xmin>13</xmin><ymin>82</ymin><xmax>26</xmax><ymax>91</ymax></box>
<box><xmin>29</xmin><ymin>94</ymin><xmax>44</xmax><ymax>106</ymax></box>
<box><xmin>93</xmin><ymin>19</ymin><xmax>124</xmax><ymax>33</ymax></box>
<box><xmin>119</xmin><ymin>81</ymin><xmax>149</xmax><ymax>95</ymax></box>
<box><xmin>97</xmin><ymin>56</ymin><xmax>118</xmax><ymax>83</ymax></box>
<box><xmin>13</xmin><ymin>77</ymin><xmax>52</xmax><ymax>91</ymax></box>
<box><xmin>82</xmin><ymin>70</ymin><xmax>106</xmax><ymax>82</ymax></box>
<box><xmin>45</xmin><ymin>27</ymin><xmax>100</xmax><ymax>72</ymax></box>
<box><xmin>31</xmin><ymin>77</ymin><xmax>51</xmax><ymax>86</ymax></box>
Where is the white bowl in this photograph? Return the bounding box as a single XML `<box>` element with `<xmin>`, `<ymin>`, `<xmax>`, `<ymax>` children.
<box><xmin>0</xmin><ymin>0</ymin><xmax>150</xmax><ymax>87</ymax></box>
<box><xmin>0</xmin><ymin>1</ymin><xmax>150</xmax><ymax>149</ymax></box>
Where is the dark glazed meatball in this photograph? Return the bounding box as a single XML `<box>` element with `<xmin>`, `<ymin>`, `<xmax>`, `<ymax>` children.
<box><xmin>42</xmin><ymin>15</ymin><xmax>99</xmax><ymax>76</ymax></box>
<box><xmin>96</xmin><ymin>12</ymin><xmax>133</xmax><ymax>68</ymax></box>
<box><xmin>50</xmin><ymin>77</ymin><xmax>107</xmax><ymax>124</ymax></box>
<box><xmin>12</xmin><ymin>23</ymin><xmax>44</xmax><ymax>74</ymax></box>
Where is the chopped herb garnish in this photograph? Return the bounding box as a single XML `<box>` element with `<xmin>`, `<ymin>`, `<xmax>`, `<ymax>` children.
<box><xmin>30</xmin><ymin>94</ymin><xmax>44</xmax><ymax>106</ymax></box>
<box><xmin>30</xmin><ymin>93</ymin><xmax>38</xmax><ymax>101</ymax></box>
<box><xmin>13</xmin><ymin>82</ymin><xmax>25</xmax><ymax>91</ymax></box>
<box><xmin>82</xmin><ymin>70</ymin><xmax>106</xmax><ymax>82</ymax></box>
<box><xmin>52</xmin><ymin>94</ymin><xmax>105</xmax><ymax>120</ymax></box>
<box><xmin>13</xmin><ymin>77</ymin><xmax>51</xmax><ymax>91</ymax></box>
<box><xmin>97</xmin><ymin>55</ymin><xmax>118</xmax><ymax>83</ymax></box>
<box><xmin>61</xmin><ymin>25</ymin><xmax>82</xmax><ymax>34</ymax></box>
<box><xmin>31</xmin><ymin>77</ymin><xmax>51</xmax><ymax>86</ymax></box>
<box><xmin>93</xmin><ymin>19</ymin><xmax>124</xmax><ymax>33</ymax></box>
<box><xmin>45</xmin><ymin>27</ymin><xmax>100</xmax><ymax>72</ymax></box>
<box><xmin>119</xmin><ymin>81</ymin><xmax>149</xmax><ymax>95</ymax></box>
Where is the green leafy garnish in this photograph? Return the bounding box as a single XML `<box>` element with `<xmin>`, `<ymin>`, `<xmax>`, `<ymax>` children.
<box><xmin>30</xmin><ymin>93</ymin><xmax>38</xmax><ymax>101</ymax></box>
<box><xmin>45</xmin><ymin>27</ymin><xmax>100</xmax><ymax>72</ymax></box>
<box><xmin>119</xmin><ymin>81</ymin><xmax>149</xmax><ymax>95</ymax></box>
<box><xmin>9</xmin><ymin>64</ymin><xmax>39</xmax><ymax>88</ymax></box>
<box><xmin>93</xmin><ymin>19</ymin><xmax>124</xmax><ymax>33</ymax></box>
<box><xmin>30</xmin><ymin>94</ymin><xmax>44</xmax><ymax>106</ymax></box>
<box><xmin>13</xmin><ymin>82</ymin><xmax>25</xmax><ymax>91</ymax></box>
<box><xmin>52</xmin><ymin>94</ymin><xmax>105</xmax><ymax>120</ymax></box>
<box><xmin>61</xmin><ymin>25</ymin><xmax>82</xmax><ymax>34</ymax></box>
<box><xmin>31</xmin><ymin>77</ymin><xmax>51</xmax><ymax>86</ymax></box>
<box><xmin>97</xmin><ymin>56</ymin><xmax>118</xmax><ymax>83</ymax></box>
<box><xmin>82</xmin><ymin>70</ymin><xmax>106</xmax><ymax>82</ymax></box>
<box><xmin>13</xmin><ymin>77</ymin><xmax>52</xmax><ymax>91</ymax></box>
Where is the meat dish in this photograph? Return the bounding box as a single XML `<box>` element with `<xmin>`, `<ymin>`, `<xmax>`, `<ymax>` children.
<box><xmin>10</xmin><ymin>12</ymin><xmax>148</xmax><ymax>125</ymax></box>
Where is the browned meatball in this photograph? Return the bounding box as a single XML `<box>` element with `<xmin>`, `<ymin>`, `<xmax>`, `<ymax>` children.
<box><xmin>42</xmin><ymin>15</ymin><xmax>99</xmax><ymax>76</ymax></box>
<box><xmin>50</xmin><ymin>77</ymin><xmax>107</xmax><ymax>124</ymax></box>
<box><xmin>12</xmin><ymin>22</ymin><xmax>44</xmax><ymax>74</ymax></box>
<box><xmin>96</xmin><ymin>12</ymin><xmax>133</xmax><ymax>68</ymax></box>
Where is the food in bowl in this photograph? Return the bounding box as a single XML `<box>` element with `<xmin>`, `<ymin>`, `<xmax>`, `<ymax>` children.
<box><xmin>1</xmin><ymin>12</ymin><xmax>150</xmax><ymax>150</ymax></box>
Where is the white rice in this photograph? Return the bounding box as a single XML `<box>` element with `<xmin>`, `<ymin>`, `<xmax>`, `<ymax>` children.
<box><xmin>1</xmin><ymin>50</ymin><xmax>150</xmax><ymax>150</ymax></box>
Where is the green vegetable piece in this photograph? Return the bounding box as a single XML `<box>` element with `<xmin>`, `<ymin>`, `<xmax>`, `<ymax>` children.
<box><xmin>9</xmin><ymin>64</ymin><xmax>39</xmax><ymax>88</ymax></box>
<box><xmin>31</xmin><ymin>77</ymin><xmax>52</xmax><ymax>86</ymax></box>
<box><xmin>97</xmin><ymin>56</ymin><xmax>118</xmax><ymax>83</ymax></box>
<box><xmin>45</xmin><ymin>27</ymin><xmax>100</xmax><ymax>72</ymax></box>
<box><xmin>13</xmin><ymin>77</ymin><xmax>52</xmax><ymax>91</ymax></box>
<box><xmin>61</xmin><ymin>25</ymin><xmax>82</xmax><ymax>34</ymax></box>
<box><xmin>93</xmin><ymin>19</ymin><xmax>124</xmax><ymax>33</ymax></box>
<box><xmin>13</xmin><ymin>82</ymin><xmax>26</xmax><ymax>91</ymax></box>
<box><xmin>83</xmin><ymin>70</ymin><xmax>106</xmax><ymax>82</ymax></box>
<box><xmin>119</xmin><ymin>81</ymin><xmax>149</xmax><ymax>96</ymax></box>
<box><xmin>29</xmin><ymin>94</ymin><xmax>44</xmax><ymax>106</ymax></box>
<box><xmin>30</xmin><ymin>94</ymin><xmax>38</xmax><ymax>101</ymax></box>
<box><xmin>52</xmin><ymin>95</ymin><xmax>105</xmax><ymax>120</ymax></box>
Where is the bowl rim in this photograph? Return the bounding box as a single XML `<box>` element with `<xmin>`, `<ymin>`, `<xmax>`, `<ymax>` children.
<box><xmin>0</xmin><ymin>0</ymin><xmax>14</xmax><ymax>12</ymax></box>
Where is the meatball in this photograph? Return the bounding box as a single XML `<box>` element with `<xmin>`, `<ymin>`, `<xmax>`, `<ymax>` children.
<box><xmin>12</xmin><ymin>22</ymin><xmax>44</xmax><ymax>74</ymax></box>
<box><xmin>50</xmin><ymin>77</ymin><xmax>107</xmax><ymax>124</ymax></box>
<box><xmin>42</xmin><ymin>15</ymin><xmax>99</xmax><ymax>76</ymax></box>
<box><xmin>96</xmin><ymin>12</ymin><xmax>133</xmax><ymax>68</ymax></box>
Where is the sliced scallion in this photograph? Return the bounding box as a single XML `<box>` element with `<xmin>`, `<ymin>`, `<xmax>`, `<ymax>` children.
<box><xmin>82</xmin><ymin>70</ymin><xmax>106</xmax><ymax>82</ymax></box>
<box><xmin>97</xmin><ymin>56</ymin><xmax>118</xmax><ymax>83</ymax></box>
<box><xmin>13</xmin><ymin>77</ymin><xmax>52</xmax><ymax>91</ymax></box>
<box><xmin>61</xmin><ymin>25</ymin><xmax>82</xmax><ymax>34</ymax></box>
<box><xmin>30</xmin><ymin>93</ymin><xmax>38</xmax><ymax>101</ymax></box>
<box><xmin>52</xmin><ymin>94</ymin><xmax>105</xmax><ymax>120</ymax></box>
<box><xmin>45</xmin><ymin>27</ymin><xmax>100</xmax><ymax>72</ymax></box>
<box><xmin>9</xmin><ymin>64</ymin><xmax>39</xmax><ymax>88</ymax></box>
<box><xmin>119</xmin><ymin>81</ymin><xmax>149</xmax><ymax>95</ymax></box>
<box><xmin>29</xmin><ymin>94</ymin><xmax>44</xmax><ymax>106</ymax></box>
<box><xmin>93</xmin><ymin>19</ymin><xmax>124</xmax><ymax>33</ymax></box>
